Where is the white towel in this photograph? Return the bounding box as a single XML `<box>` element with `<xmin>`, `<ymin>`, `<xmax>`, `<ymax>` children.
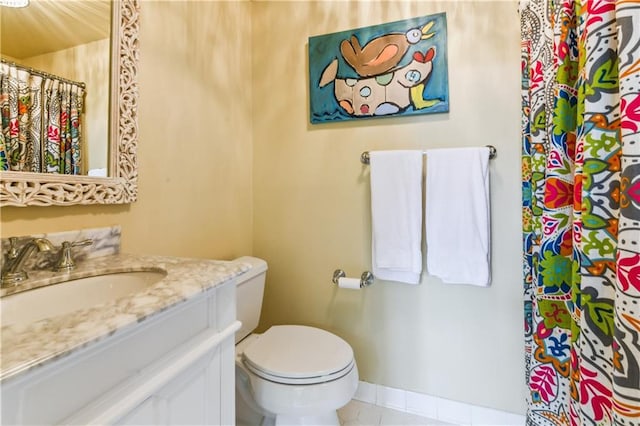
<box><xmin>369</xmin><ymin>150</ymin><xmax>423</xmax><ymax>284</ymax></box>
<box><xmin>87</xmin><ymin>168</ymin><xmax>107</xmax><ymax>177</ymax></box>
<box><xmin>425</xmin><ymin>147</ymin><xmax>491</xmax><ymax>286</ymax></box>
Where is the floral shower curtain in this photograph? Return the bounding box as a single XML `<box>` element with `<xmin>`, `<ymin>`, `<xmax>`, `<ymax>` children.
<box><xmin>521</xmin><ymin>0</ymin><xmax>640</xmax><ymax>424</ymax></box>
<box><xmin>0</xmin><ymin>62</ymin><xmax>43</xmax><ymax>172</ymax></box>
<box><xmin>0</xmin><ymin>62</ymin><xmax>85</xmax><ymax>174</ymax></box>
<box><xmin>42</xmin><ymin>78</ymin><xmax>84</xmax><ymax>174</ymax></box>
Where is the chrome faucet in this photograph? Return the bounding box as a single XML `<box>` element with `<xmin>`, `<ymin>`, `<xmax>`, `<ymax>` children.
<box><xmin>1</xmin><ymin>237</ymin><xmax>55</xmax><ymax>287</ymax></box>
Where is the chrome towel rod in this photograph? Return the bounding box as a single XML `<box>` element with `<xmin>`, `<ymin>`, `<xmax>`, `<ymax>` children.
<box><xmin>360</xmin><ymin>145</ymin><xmax>497</xmax><ymax>165</ymax></box>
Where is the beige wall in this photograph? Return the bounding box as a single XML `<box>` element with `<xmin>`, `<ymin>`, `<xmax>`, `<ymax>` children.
<box><xmin>1</xmin><ymin>1</ymin><xmax>254</xmax><ymax>260</ymax></box>
<box><xmin>252</xmin><ymin>0</ymin><xmax>525</xmax><ymax>414</ymax></box>
<box><xmin>1</xmin><ymin>0</ymin><xmax>525</xmax><ymax>415</ymax></box>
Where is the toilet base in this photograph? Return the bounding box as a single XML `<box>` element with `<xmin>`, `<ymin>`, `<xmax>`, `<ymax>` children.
<box><xmin>236</xmin><ymin>405</ymin><xmax>339</xmax><ymax>426</ymax></box>
<box><xmin>275</xmin><ymin>411</ymin><xmax>340</xmax><ymax>426</ymax></box>
<box><xmin>236</xmin><ymin>383</ymin><xmax>342</xmax><ymax>426</ymax></box>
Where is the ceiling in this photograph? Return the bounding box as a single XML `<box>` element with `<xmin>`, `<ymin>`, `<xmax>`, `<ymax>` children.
<box><xmin>1</xmin><ymin>0</ymin><xmax>111</xmax><ymax>60</ymax></box>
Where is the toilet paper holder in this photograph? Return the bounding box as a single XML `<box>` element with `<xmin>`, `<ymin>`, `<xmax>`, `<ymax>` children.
<box><xmin>332</xmin><ymin>269</ymin><xmax>374</xmax><ymax>288</ymax></box>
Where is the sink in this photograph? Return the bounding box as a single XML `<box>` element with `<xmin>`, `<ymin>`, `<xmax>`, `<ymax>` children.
<box><xmin>0</xmin><ymin>270</ymin><xmax>167</xmax><ymax>329</ymax></box>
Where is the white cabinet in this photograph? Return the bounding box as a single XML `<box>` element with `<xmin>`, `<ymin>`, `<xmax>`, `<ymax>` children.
<box><xmin>1</xmin><ymin>279</ymin><xmax>238</xmax><ymax>426</ymax></box>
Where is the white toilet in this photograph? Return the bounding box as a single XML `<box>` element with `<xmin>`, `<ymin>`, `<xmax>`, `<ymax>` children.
<box><xmin>234</xmin><ymin>256</ymin><xmax>358</xmax><ymax>426</ymax></box>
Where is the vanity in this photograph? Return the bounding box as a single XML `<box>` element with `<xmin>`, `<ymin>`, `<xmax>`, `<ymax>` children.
<box><xmin>0</xmin><ymin>228</ymin><xmax>248</xmax><ymax>425</ymax></box>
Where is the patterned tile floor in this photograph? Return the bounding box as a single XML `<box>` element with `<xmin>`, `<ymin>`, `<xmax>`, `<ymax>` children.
<box><xmin>338</xmin><ymin>400</ymin><xmax>454</xmax><ymax>426</ymax></box>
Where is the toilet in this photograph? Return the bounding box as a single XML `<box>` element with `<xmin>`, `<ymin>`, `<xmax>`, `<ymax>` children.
<box><xmin>234</xmin><ymin>256</ymin><xmax>358</xmax><ymax>426</ymax></box>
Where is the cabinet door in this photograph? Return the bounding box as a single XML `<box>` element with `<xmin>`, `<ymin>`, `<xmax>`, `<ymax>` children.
<box><xmin>158</xmin><ymin>346</ymin><xmax>222</xmax><ymax>425</ymax></box>
<box><xmin>116</xmin><ymin>397</ymin><xmax>158</xmax><ymax>425</ymax></box>
<box><xmin>114</xmin><ymin>347</ymin><xmax>222</xmax><ymax>426</ymax></box>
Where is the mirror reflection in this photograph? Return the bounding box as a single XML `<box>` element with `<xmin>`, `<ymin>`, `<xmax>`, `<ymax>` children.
<box><xmin>1</xmin><ymin>0</ymin><xmax>111</xmax><ymax>176</ymax></box>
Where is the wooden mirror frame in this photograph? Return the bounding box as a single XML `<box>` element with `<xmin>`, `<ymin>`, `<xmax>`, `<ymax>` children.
<box><xmin>0</xmin><ymin>0</ymin><xmax>139</xmax><ymax>207</ymax></box>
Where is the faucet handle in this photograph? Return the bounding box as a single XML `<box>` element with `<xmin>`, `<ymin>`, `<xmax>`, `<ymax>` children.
<box><xmin>54</xmin><ymin>239</ymin><xmax>93</xmax><ymax>272</ymax></box>
<box><xmin>6</xmin><ymin>237</ymin><xmax>20</xmax><ymax>260</ymax></box>
<box><xmin>70</xmin><ymin>239</ymin><xmax>93</xmax><ymax>248</ymax></box>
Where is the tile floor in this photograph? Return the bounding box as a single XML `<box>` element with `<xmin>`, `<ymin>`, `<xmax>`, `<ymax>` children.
<box><xmin>338</xmin><ymin>399</ymin><xmax>454</xmax><ymax>426</ymax></box>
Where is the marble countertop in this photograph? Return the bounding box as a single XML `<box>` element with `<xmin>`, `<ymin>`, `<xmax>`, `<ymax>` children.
<box><xmin>0</xmin><ymin>253</ymin><xmax>250</xmax><ymax>382</ymax></box>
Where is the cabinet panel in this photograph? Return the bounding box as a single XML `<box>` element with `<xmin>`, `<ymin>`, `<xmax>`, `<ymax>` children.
<box><xmin>115</xmin><ymin>397</ymin><xmax>158</xmax><ymax>425</ymax></box>
<box><xmin>164</xmin><ymin>356</ymin><xmax>212</xmax><ymax>425</ymax></box>
<box><xmin>219</xmin><ymin>336</ymin><xmax>236</xmax><ymax>424</ymax></box>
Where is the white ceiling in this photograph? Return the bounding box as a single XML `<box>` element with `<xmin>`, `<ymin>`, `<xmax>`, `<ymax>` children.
<box><xmin>1</xmin><ymin>0</ymin><xmax>111</xmax><ymax>60</ymax></box>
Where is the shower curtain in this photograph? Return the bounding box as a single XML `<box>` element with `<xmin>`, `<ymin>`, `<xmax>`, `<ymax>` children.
<box><xmin>520</xmin><ymin>0</ymin><xmax>640</xmax><ymax>424</ymax></box>
<box><xmin>42</xmin><ymin>78</ymin><xmax>84</xmax><ymax>174</ymax></box>
<box><xmin>0</xmin><ymin>61</ymin><xmax>85</xmax><ymax>174</ymax></box>
<box><xmin>0</xmin><ymin>62</ymin><xmax>42</xmax><ymax>172</ymax></box>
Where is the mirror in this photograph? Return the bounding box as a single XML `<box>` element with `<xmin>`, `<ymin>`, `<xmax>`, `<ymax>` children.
<box><xmin>1</xmin><ymin>0</ymin><xmax>111</xmax><ymax>175</ymax></box>
<box><xmin>0</xmin><ymin>0</ymin><xmax>139</xmax><ymax>206</ymax></box>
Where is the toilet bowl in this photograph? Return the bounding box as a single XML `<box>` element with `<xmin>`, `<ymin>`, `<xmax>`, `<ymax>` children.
<box><xmin>233</xmin><ymin>257</ymin><xmax>358</xmax><ymax>426</ymax></box>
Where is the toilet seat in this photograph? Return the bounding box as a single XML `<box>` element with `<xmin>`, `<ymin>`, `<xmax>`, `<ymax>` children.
<box><xmin>242</xmin><ymin>325</ymin><xmax>355</xmax><ymax>385</ymax></box>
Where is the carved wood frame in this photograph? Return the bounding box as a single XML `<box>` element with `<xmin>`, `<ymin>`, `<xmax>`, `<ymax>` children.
<box><xmin>0</xmin><ymin>0</ymin><xmax>139</xmax><ymax>207</ymax></box>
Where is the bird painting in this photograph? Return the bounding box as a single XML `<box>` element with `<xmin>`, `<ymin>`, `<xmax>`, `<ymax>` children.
<box><xmin>340</xmin><ymin>21</ymin><xmax>435</xmax><ymax>77</ymax></box>
<box><xmin>318</xmin><ymin>47</ymin><xmax>440</xmax><ymax>118</ymax></box>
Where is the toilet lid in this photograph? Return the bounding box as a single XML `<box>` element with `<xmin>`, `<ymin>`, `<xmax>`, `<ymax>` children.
<box><xmin>242</xmin><ymin>325</ymin><xmax>354</xmax><ymax>385</ymax></box>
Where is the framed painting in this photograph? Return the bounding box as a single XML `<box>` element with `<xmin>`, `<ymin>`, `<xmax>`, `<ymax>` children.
<box><xmin>308</xmin><ymin>12</ymin><xmax>449</xmax><ymax>124</ymax></box>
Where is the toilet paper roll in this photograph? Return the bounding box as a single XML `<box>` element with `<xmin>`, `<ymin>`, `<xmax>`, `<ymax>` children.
<box><xmin>338</xmin><ymin>277</ymin><xmax>361</xmax><ymax>289</ymax></box>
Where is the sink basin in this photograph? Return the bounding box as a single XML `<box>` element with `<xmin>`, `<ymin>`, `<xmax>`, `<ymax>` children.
<box><xmin>0</xmin><ymin>270</ymin><xmax>167</xmax><ymax>329</ymax></box>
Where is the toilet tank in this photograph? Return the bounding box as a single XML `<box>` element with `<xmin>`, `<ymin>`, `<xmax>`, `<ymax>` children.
<box><xmin>233</xmin><ymin>256</ymin><xmax>268</xmax><ymax>343</ymax></box>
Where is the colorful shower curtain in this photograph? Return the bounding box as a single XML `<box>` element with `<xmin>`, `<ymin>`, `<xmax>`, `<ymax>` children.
<box><xmin>0</xmin><ymin>62</ymin><xmax>43</xmax><ymax>172</ymax></box>
<box><xmin>521</xmin><ymin>0</ymin><xmax>640</xmax><ymax>424</ymax></box>
<box><xmin>0</xmin><ymin>62</ymin><xmax>85</xmax><ymax>174</ymax></box>
<box><xmin>43</xmin><ymin>78</ymin><xmax>84</xmax><ymax>174</ymax></box>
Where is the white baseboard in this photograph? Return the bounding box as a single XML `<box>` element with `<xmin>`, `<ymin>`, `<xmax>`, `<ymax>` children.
<box><xmin>353</xmin><ymin>381</ymin><xmax>526</xmax><ymax>426</ymax></box>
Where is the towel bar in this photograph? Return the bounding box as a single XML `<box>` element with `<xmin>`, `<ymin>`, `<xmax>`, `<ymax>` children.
<box><xmin>360</xmin><ymin>145</ymin><xmax>497</xmax><ymax>165</ymax></box>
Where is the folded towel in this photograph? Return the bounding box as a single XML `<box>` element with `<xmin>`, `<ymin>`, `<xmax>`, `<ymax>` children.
<box><xmin>425</xmin><ymin>147</ymin><xmax>491</xmax><ymax>286</ymax></box>
<box><xmin>88</xmin><ymin>168</ymin><xmax>107</xmax><ymax>177</ymax></box>
<box><xmin>369</xmin><ymin>150</ymin><xmax>423</xmax><ymax>284</ymax></box>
